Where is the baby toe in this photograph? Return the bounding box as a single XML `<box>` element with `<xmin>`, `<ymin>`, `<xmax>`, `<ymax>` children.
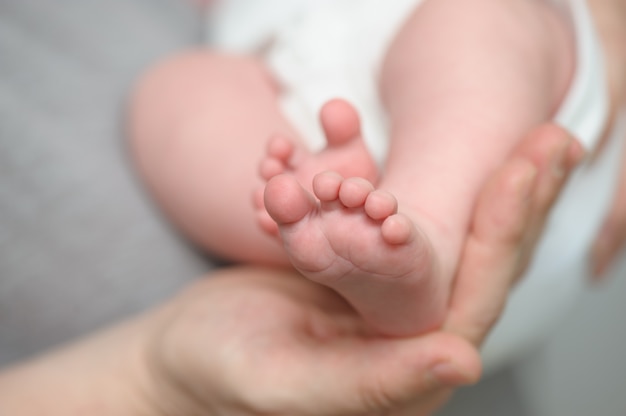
<box><xmin>364</xmin><ymin>190</ymin><xmax>398</xmax><ymax>220</ymax></box>
<box><xmin>381</xmin><ymin>214</ymin><xmax>415</xmax><ymax>245</ymax></box>
<box><xmin>312</xmin><ymin>171</ymin><xmax>343</xmax><ymax>202</ymax></box>
<box><xmin>338</xmin><ymin>177</ymin><xmax>375</xmax><ymax>208</ymax></box>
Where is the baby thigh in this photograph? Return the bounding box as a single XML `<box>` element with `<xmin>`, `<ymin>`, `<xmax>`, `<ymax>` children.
<box><xmin>129</xmin><ymin>51</ymin><xmax>297</xmax><ymax>266</ymax></box>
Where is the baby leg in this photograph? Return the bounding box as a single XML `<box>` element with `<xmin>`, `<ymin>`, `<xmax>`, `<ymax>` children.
<box><xmin>129</xmin><ymin>51</ymin><xmax>300</xmax><ymax>265</ymax></box>
<box><xmin>373</xmin><ymin>0</ymin><xmax>575</xmax><ymax>327</ymax></box>
<box><xmin>130</xmin><ymin>52</ymin><xmax>376</xmax><ymax>265</ymax></box>
<box><xmin>263</xmin><ymin>0</ymin><xmax>576</xmax><ymax>335</ymax></box>
<box><xmin>379</xmin><ymin>0</ymin><xmax>575</xmax><ymax>275</ymax></box>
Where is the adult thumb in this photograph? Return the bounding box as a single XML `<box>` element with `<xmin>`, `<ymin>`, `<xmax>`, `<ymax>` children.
<box><xmin>304</xmin><ymin>332</ymin><xmax>481</xmax><ymax>415</ymax></box>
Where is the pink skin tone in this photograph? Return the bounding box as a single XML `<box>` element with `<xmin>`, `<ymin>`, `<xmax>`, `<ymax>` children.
<box><xmin>262</xmin><ymin>0</ymin><xmax>575</xmax><ymax>335</ymax></box>
<box><xmin>130</xmin><ymin>55</ymin><xmax>376</xmax><ymax>267</ymax></box>
<box><xmin>263</xmin><ymin>170</ymin><xmax>442</xmax><ymax>335</ymax></box>
<box><xmin>254</xmin><ymin>101</ymin><xmax>377</xmax><ymax>236</ymax></box>
<box><xmin>130</xmin><ymin>0</ymin><xmax>575</xmax><ymax>336</ymax></box>
<box><xmin>260</xmin><ymin>100</ymin><xmax>442</xmax><ymax>334</ymax></box>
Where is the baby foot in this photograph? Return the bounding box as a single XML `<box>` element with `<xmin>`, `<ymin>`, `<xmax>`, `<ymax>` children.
<box><xmin>255</xmin><ymin>99</ymin><xmax>378</xmax><ymax>235</ymax></box>
<box><xmin>264</xmin><ymin>171</ymin><xmax>447</xmax><ymax>336</ymax></box>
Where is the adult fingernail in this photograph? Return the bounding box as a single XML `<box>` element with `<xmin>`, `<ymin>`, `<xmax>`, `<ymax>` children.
<box><xmin>429</xmin><ymin>362</ymin><xmax>475</xmax><ymax>388</ymax></box>
<box><xmin>567</xmin><ymin>140</ymin><xmax>587</xmax><ymax>169</ymax></box>
<box><xmin>551</xmin><ymin>139</ymin><xmax>573</xmax><ymax>178</ymax></box>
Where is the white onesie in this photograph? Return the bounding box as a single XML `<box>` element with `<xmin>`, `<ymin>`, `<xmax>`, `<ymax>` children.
<box><xmin>208</xmin><ymin>0</ymin><xmax>426</xmax><ymax>165</ymax></box>
<box><xmin>206</xmin><ymin>0</ymin><xmax>625</xmax><ymax>373</ymax></box>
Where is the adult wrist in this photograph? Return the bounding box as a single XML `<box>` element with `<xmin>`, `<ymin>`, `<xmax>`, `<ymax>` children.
<box><xmin>0</xmin><ymin>313</ymin><xmax>161</xmax><ymax>416</ymax></box>
<box><xmin>136</xmin><ymin>301</ymin><xmax>211</xmax><ymax>416</ymax></box>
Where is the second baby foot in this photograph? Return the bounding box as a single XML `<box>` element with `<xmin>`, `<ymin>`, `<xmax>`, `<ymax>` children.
<box><xmin>255</xmin><ymin>99</ymin><xmax>378</xmax><ymax>235</ymax></box>
<box><xmin>264</xmin><ymin>171</ymin><xmax>447</xmax><ymax>336</ymax></box>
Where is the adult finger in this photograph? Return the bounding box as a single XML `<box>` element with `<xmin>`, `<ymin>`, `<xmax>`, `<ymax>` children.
<box><xmin>296</xmin><ymin>332</ymin><xmax>480</xmax><ymax>416</ymax></box>
<box><xmin>587</xmin><ymin>0</ymin><xmax>626</xmax><ymax>276</ymax></box>
<box><xmin>444</xmin><ymin>158</ymin><xmax>537</xmax><ymax>346</ymax></box>
<box><xmin>445</xmin><ymin>124</ymin><xmax>584</xmax><ymax>347</ymax></box>
<box><xmin>513</xmin><ymin>125</ymin><xmax>586</xmax><ymax>275</ymax></box>
<box><xmin>592</xmin><ymin>139</ymin><xmax>626</xmax><ymax>277</ymax></box>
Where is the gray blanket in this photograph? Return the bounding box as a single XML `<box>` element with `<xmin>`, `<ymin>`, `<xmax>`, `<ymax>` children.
<box><xmin>0</xmin><ymin>0</ymin><xmax>211</xmax><ymax>364</ymax></box>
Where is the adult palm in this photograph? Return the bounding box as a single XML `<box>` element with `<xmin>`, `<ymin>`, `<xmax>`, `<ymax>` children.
<box><xmin>144</xmin><ymin>125</ymin><xmax>582</xmax><ymax>416</ymax></box>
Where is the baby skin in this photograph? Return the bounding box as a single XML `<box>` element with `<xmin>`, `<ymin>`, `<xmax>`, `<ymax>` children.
<box><xmin>262</xmin><ymin>101</ymin><xmax>443</xmax><ymax>336</ymax></box>
<box><xmin>255</xmin><ymin>100</ymin><xmax>378</xmax><ymax>236</ymax></box>
<box><xmin>129</xmin><ymin>0</ymin><xmax>576</xmax><ymax>337</ymax></box>
<box><xmin>260</xmin><ymin>0</ymin><xmax>576</xmax><ymax>336</ymax></box>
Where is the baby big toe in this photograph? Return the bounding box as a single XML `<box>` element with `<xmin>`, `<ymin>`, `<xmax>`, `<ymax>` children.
<box><xmin>264</xmin><ymin>174</ymin><xmax>316</xmax><ymax>225</ymax></box>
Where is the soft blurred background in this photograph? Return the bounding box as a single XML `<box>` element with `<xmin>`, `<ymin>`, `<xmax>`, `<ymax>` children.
<box><xmin>1</xmin><ymin>2</ymin><xmax>625</xmax><ymax>414</ymax></box>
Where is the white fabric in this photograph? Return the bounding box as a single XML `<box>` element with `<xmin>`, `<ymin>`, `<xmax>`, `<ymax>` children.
<box><xmin>207</xmin><ymin>0</ymin><xmax>623</xmax><ymax>372</ymax></box>
<box><xmin>208</xmin><ymin>0</ymin><xmax>423</xmax><ymax>165</ymax></box>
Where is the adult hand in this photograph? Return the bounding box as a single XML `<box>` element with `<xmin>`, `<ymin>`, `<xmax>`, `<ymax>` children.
<box><xmin>389</xmin><ymin>124</ymin><xmax>584</xmax><ymax>415</ymax></box>
<box><xmin>588</xmin><ymin>0</ymin><xmax>626</xmax><ymax>277</ymax></box>
<box><xmin>445</xmin><ymin>125</ymin><xmax>584</xmax><ymax>347</ymax></box>
<box><xmin>0</xmin><ymin>125</ymin><xmax>582</xmax><ymax>416</ymax></box>
<box><xmin>139</xmin><ymin>125</ymin><xmax>583</xmax><ymax>416</ymax></box>
<box><xmin>143</xmin><ymin>267</ymin><xmax>479</xmax><ymax>416</ymax></box>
